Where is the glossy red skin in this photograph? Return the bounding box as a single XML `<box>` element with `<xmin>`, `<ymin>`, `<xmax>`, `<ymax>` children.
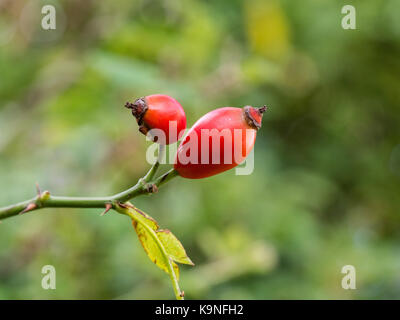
<box><xmin>144</xmin><ymin>94</ymin><xmax>186</xmax><ymax>145</ymax></box>
<box><xmin>174</xmin><ymin>107</ymin><xmax>257</xmax><ymax>179</ymax></box>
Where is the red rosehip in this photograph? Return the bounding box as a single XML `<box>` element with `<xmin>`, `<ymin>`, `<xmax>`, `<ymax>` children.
<box><xmin>125</xmin><ymin>94</ymin><xmax>186</xmax><ymax>145</ymax></box>
<box><xmin>174</xmin><ymin>105</ymin><xmax>267</xmax><ymax>179</ymax></box>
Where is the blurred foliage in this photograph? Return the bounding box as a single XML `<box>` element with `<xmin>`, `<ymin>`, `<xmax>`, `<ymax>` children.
<box><xmin>1</xmin><ymin>0</ymin><xmax>400</xmax><ymax>299</ymax></box>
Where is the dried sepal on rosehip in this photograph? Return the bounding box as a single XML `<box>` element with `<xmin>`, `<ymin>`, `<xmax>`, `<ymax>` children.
<box><xmin>125</xmin><ymin>94</ymin><xmax>186</xmax><ymax>145</ymax></box>
<box><xmin>174</xmin><ymin>105</ymin><xmax>267</xmax><ymax>179</ymax></box>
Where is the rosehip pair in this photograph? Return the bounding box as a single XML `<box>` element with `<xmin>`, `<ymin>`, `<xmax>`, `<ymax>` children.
<box><xmin>125</xmin><ymin>94</ymin><xmax>266</xmax><ymax>179</ymax></box>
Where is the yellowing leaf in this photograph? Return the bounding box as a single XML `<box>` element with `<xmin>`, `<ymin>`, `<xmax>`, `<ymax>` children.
<box><xmin>133</xmin><ymin>220</ymin><xmax>169</xmax><ymax>274</ymax></box>
<box><xmin>120</xmin><ymin>203</ymin><xmax>193</xmax><ymax>300</ymax></box>
<box><xmin>133</xmin><ymin>221</ymin><xmax>182</xmax><ymax>280</ymax></box>
<box><xmin>129</xmin><ymin>205</ymin><xmax>159</xmax><ymax>230</ymax></box>
<box><xmin>157</xmin><ymin>229</ymin><xmax>195</xmax><ymax>266</ymax></box>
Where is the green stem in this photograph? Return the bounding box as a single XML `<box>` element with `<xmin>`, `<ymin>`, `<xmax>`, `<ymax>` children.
<box><xmin>0</xmin><ymin>146</ymin><xmax>179</xmax><ymax>221</ymax></box>
<box><xmin>111</xmin><ymin>144</ymin><xmax>168</xmax><ymax>203</ymax></box>
<box><xmin>0</xmin><ymin>195</ymin><xmax>111</xmax><ymax>220</ymax></box>
<box><xmin>152</xmin><ymin>168</ymin><xmax>179</xmax><ymax>188</ymax></box>
<box><xmin>143</xmin><ymin>144</ymin><xmax>165</xmax><ymax>183</ymax></box>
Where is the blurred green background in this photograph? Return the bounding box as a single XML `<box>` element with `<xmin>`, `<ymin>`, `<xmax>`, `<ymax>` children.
<box><xmin>1</xmin><ymin>0</ymin><xmax>400</xmax><ymax>299</ymax></box>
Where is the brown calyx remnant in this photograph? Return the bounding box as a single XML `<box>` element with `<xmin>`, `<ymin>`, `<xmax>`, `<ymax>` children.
<box><xmin>243</xmin><ymin>105</ymin><xmax>267</xmax><ymax>130</ymax></box>
<box><xmin>125</xmin><ymin>97</ymin><xmax>150</xmax><ymax>135</ymax></box>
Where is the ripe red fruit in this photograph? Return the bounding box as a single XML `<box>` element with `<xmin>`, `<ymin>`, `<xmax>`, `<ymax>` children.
<box><xmin>125</xmin><ymin>94</ymin><xmax>186</xmax><ymax>145</ymax></box>
<box><xmin>174</xmin><ymin>105</ymin><xmax>267</xmax><ymax>179</ymax></box>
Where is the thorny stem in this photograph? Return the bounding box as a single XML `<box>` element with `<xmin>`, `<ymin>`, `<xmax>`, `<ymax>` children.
<box><xmin>0</xmin><ymin>145</ymin><xmax>179</xmax><ymax>221</ymax></box>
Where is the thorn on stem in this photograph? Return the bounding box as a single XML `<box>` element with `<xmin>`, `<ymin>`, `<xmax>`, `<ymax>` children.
<box><xmin>180</xmin><ymin>291</ymin><xmax>185</xmax><ymax>298</ymax></box>
<box><xmin>19</xmin><ymin>203</ymin><xmax>36</xmax><ymax>215</ymax></box>
<box><xmin>146</xmin><ymin>184</ymin><xmax>158</xmax><ymax>194</ymax></box>
<box><xmin>100</xmin><ymin>203</ymin><xmax>113</xmax><ymax>216</ymax></box>
<box><xmin>35</xmin><ymin>183</ymin><xmax>41</xmax><ymax>197</ymax></box>
<box><xmin>35</xmin><ymin>183</ymin><xmax>50</xmax><ymax>204</ymax></box>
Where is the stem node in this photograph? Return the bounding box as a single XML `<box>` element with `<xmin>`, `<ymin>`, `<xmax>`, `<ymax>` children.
<box><xmin>0</xmin><ymin>146</ymin><xmax>178</xmax><ymax>221</ymax></box>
